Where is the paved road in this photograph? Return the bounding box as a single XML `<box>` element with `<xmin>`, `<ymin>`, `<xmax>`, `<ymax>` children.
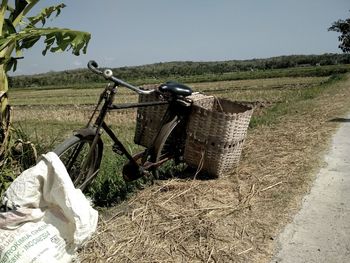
<box><xmin>271</xmin><ymin>116</ymin><xmax>350</xmax><ymax>263</ymax></box>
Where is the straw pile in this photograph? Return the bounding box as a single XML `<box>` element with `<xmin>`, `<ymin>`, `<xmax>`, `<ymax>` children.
<box><xmin>79</xmin><ymin>76</ymin><xmax>350</xmax><ymax>262</ymax></box>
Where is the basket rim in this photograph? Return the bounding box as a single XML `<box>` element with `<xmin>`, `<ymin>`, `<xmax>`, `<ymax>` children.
<box><xmin>192</xmin><ymin>104</ymin><xmax>254</xmax><ymax>118</ymax></box>
<box><xmin>194</xmin><ymin>97</ymin><xmax>253</xmax><ymax>108</ymax></box>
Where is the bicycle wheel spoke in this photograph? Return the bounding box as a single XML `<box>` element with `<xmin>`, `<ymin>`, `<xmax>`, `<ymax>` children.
<box><xmin>66</xmin><ymin>143</ymin><xmax>84</xmax><ymax>172</ymax></box>
<box><xmin>54</xmin><ymin>135</ymin><xmax>102</xmax><ymax>191</ymax></box>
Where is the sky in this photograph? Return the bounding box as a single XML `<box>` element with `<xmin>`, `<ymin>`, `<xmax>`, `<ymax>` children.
<box><xmin>9</xmin><ymin>0</ymin><xmax>350</xmax><ymax>75</ymax></box>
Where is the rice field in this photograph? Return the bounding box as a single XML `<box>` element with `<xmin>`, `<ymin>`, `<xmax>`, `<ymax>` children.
<box><xmin>10</xmin><ymin>76</ymin><xmax>328</xmax><ymax>106</ymax></box>
<box><xmin>8</xmin><ymin>75</ymin><xmax>330</xmax><ymax>156</ymax></box>
<box><xmin>7</xmin><ymin>72</ymin><xmax>350</xmax><ymax>262</ymax></box>
<box><xmin>9</xmin><ymin>76</ymin><xmax>328</xmax><ymax>149</ymax></box>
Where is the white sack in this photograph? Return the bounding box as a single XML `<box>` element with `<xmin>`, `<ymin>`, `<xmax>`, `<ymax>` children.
<box><xmin>0</xmin><ymin>152</ymin><xmax>98</xmax><ymax>263</ymax></box>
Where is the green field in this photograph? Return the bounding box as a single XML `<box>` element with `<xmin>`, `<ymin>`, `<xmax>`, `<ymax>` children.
<box><xmin>6</xmin><ymin>64</ymin><xmax>350</xmax><ymax>261</ymax></box>
<box><xmin>8</xmin><ymin>66</ymin><xmax>341</xmax><ymax>205</ymax></box>
<box><xmin>10</xmin><ymin>75</ymin><xmax>330</xmax><ymax>146</ymax></box>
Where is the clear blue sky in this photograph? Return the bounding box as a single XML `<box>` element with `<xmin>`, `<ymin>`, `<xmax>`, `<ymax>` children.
<box><xmin>11</xmin><ymin>0</ymin><xmax>350</xmax><ymax>75</ymax></box>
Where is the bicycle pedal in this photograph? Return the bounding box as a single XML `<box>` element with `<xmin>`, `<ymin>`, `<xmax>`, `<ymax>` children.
<box><xmin>122</xmin><ymin>163</ymin><xmax>144</xmax><ymax>182</ymax></box>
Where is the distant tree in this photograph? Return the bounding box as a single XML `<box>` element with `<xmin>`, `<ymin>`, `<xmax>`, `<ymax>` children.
<box><xmin>0</xmin><ymin>0</ymin><xmax>90</xmax><ymax>164</ymax></box>
<box><xmin>329</xmin><ymin>13</ymin><xmax>350</xmax><ymax>53</ymax></box>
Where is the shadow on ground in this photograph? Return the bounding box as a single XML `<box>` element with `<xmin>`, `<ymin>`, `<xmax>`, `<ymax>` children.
<box><xmin>158</xmin><ymin>166</ymin><xmax>218</xmax><ymax>181</ymax></box>
<box><xmin>328</xmin><ymin>117</ymin><xmax>350</xmax><ymax>123</ymax></box>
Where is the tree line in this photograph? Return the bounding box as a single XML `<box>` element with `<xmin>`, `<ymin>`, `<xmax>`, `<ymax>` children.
<box><xmin>9</xmin><ymin>53</ymin><xmax>350</xmax><ymax>88</ymax></box>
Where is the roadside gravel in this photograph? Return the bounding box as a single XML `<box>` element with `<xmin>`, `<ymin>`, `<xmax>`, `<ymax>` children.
<box><xmin>271</xmin><ymin>115</ymin><xmax>350</xmax><ymax>263</ymax></box>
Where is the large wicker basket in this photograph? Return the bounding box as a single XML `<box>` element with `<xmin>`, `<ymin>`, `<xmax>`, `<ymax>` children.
<box><xmin>184</xmin><ymin>97</ymin><xmax>254</xmax><ymax>177</ymax></box>
<box><xmin>134</xmin><ymin>90</ymin><xmax>167</xmax><ymax>147</ymax></box>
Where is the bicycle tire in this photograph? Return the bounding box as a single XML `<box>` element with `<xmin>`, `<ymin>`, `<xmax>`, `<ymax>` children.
<box><xmin>53</xmin><ymin>135</ymin><xmax>103</xmax><ymax>191</ymax></box>
<box><xmin>151</xmin><ymin>116</ymin><xmax>186</xmax><ymax>178</ymax></box>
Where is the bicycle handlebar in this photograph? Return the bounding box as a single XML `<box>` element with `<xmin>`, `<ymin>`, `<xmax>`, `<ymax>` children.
<box><xmin>87</xmin><ymin>60</ymin><xmax>155</xmax><ymax>95</ymax></box>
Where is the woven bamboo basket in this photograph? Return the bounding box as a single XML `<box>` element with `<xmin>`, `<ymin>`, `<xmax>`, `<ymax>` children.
<box><xmin>184</xmin><ymin>97</ymin><xmax>254</xmax><ymax>177</ymax></box>
<box><xmin>134</xmin><ymin>88</ymin><xmax>167</xmax><ymax>147</ymax></box>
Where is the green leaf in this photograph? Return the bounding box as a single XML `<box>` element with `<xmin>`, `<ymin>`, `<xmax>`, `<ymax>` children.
<box><xmin>11</xmin><ymin>0</ymin><xmax>39</xmax><ymax>27</ymax></box>
<box><xmin>38</xmin><ymin>28</ymin><xmax>91</xmax><ymax>56</ymax></box>
<box><xmin>6</xmin><ymin>4</ymin><xmax>14</xmax><ymax>13</ymax></box>
<box><xmin>5</xmin><ymin>57</ymin><xmax>18</xmax><ymax>72</ymax></box>
<box><xmin>0</xmin><ymin>0</ymin><xmax>9</xmax><ymax>35</ymax></box>
<box><xmin>0</xmin><ymin>3</ymin><xmax>91</xmax><ymax>75</ymax></box>
<box><xmin>19</xmin><ymin>35</ymin><xmax>40</xmax><ymax>49</ymax></box>
<box><xmin>0</xmin><ymin>57</ymin><xmax>18</xmax><ymax>72</ymax></box>
<box><xmin>28</xmin><ymin>3</ymin><xmax>66</xmax><ymax>27</ymax></box>
<box><xmin>0</xmin><ymin>38</ymin><xmax>14</xmax><ymax>53</ymax></box>
<box><xmin>3</xmin><ymin>19</ymin><xmax>16</xmax><ymax>35</ymax></box>
<box><xmin>9</xmin><ymin>0</ymin><xmax>28</xmax><ymax>23</ymax></box>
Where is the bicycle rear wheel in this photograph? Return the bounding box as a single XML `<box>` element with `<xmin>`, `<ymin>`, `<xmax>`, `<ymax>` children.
<box><xmin>53</xmin><ymin>135</ymin><xmax>103</xmax><ymax>191</ymax></box>
<box><xmin>151</xmin><ymin>117</ymin><xmax>187</xmax><ymax>178</ymax></box>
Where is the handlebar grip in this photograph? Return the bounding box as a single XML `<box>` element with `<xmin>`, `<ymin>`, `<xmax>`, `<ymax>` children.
<box><xmin>87</xmin><ymin>60</ymin><xmax>102</xmax><ymax>74</ymax></box>
<box><xmin>86</xmin><ymin>60</ymin><xmax>155</xmax><ymax>95</ymax></box>
<box><xmin>90</xmin><ymin>60</ymin><xmax>98</xmax><ymax>68</ymax></box>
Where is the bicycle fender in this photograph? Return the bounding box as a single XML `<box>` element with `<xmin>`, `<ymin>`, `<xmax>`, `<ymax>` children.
<box><xmin>153</xmin><ymin>116</ymin><xmax>180</xmax><ymax>154</ymax></box>
<box><xmin>73</xmin><ymin>127</ymin><xmax>99</xmax><ymax>138</ymax></box>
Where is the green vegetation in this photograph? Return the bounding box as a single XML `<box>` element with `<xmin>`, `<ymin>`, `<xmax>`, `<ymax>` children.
<box><xmin>0</xmin><ymin>0</ymin><xmax>90</xmax><ymax>170</ymax></box>
<box><xmin>9</xmin><ymin>53</ymin><xmax>350</xmax><ymax>89</ymax></box>
<box><xmin>329</xmin><ymin>11</ymin><xmax>350</xmax><ymax>53</ymax></box>
<box><xmin>7</xmin><ymin>61</ymin><xmax>348</xmax><ymax>206</ymax></box>
<box><xmin>249</xmin><ymin>74</ymin><xmax>346</xmax><ymax>128</ymax></box>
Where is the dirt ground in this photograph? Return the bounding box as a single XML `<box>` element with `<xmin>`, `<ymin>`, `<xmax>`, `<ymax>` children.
<box><xmin>79</xmin><ymin>75</ymin><xmax>350</xmax><ymax>263</ymax></box>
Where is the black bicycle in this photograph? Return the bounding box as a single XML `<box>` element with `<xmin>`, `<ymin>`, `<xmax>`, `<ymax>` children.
<box><xmin>53</xmin><ymin>61</ymin><xmax>193</xmax><ymax>191</ymax></box>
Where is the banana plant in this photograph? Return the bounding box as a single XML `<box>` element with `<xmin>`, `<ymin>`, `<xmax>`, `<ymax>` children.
<box><xmin>0</xmin><ymin>0</ymin><xmax>91</xmax><ymax>163</ymax></box>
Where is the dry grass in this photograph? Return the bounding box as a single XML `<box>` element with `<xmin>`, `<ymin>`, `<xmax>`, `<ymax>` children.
<box><xmin>191</xmin><ymin>76</ymin><xmax>327</xmax><ymax>91</ymax></box>
<box><xmin>192</xmin><ymin>77</ymin><xmax>328</xmax><ymax>102</ymax></box>
<box><xmin>11</xmin><ymin>76</ymin><xmax>327</xmax><ymax>130</ymax></box>
<box><xmin>78</xmin><ymin>75</ymin><xmax>350</xmax><ymax>263</ymax></box>
<box><xmin>10</xmin><ymin>75</ymin><xmax>349</xmax><ymax>262</ymax></box>
<box><xmin>13</xmin><ymin>104</ymin><xmax>136</xmax><ymax>124</ymax></box>
<box><xmin>10</xmin><ymin>77</ymin><xmax>326</xmax><ymax>106</ymax></box>
<box><xmin>10</xmin><ymin>87</ymin><xmax>137</xmax><ymax>106</ymax></box>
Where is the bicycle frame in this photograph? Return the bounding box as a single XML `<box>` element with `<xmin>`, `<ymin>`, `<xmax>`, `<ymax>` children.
<box><xmin>52</xmin><ymin>60</ymin><xmax>194</xmax><ymax>189</ymax></box>
<box><xmin>75</xmin><ymin>82</ymin><xmax>190</xmax><ymax>179</ymax></box>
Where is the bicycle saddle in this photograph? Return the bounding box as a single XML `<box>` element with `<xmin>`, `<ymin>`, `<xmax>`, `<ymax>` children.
<box><xmin>159</xmin><ymin>81</ymin><xmax>192</xmax><ymax>97</ymax></box>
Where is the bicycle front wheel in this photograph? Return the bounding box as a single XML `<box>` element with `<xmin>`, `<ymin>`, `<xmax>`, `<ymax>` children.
<box><xmin>53</xmin><ymin>135</ymin><xmax>103</xmax><ymax>191</ymax></box>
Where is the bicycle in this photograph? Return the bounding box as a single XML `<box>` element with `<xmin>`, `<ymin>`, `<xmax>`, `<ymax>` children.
<box><xmin>53</xmin><ymin>60</ymin><xmax>194</xmax><ymax>191</ymax></box>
